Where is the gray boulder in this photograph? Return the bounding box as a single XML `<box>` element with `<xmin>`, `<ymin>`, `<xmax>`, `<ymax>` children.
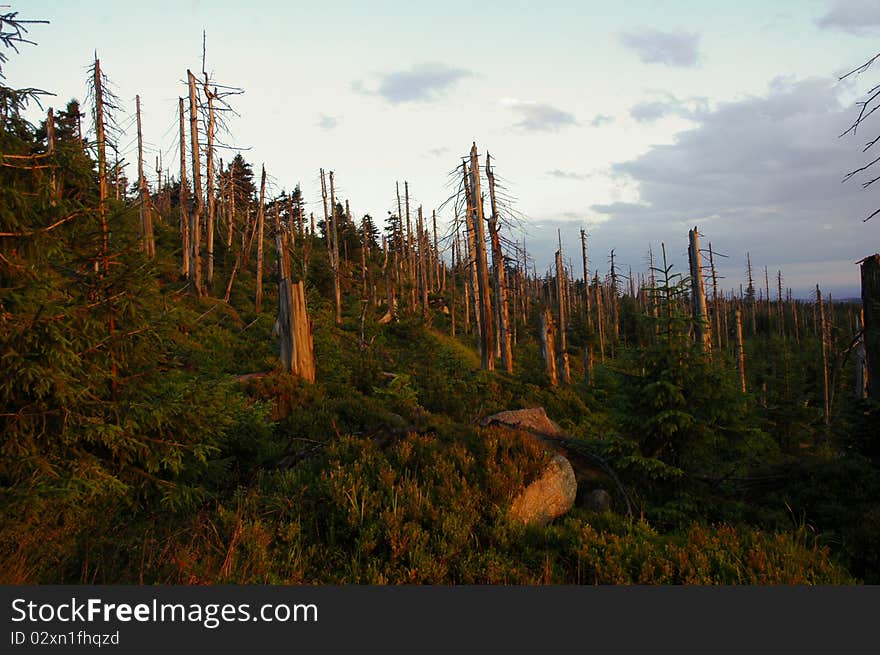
<box><xmin>509</xmin><ymin>454</ymin><xmax>577</xmax><ymax>526</ymax></box>
<box><xmin>482</xmin><ymin>407</ymin><xmax>563</xmax><ymax>437</ymax></box>
<box><xmin>582</xmin><ymin>488</ymin><xmax>612</xmax><ymax>513</ymax></box>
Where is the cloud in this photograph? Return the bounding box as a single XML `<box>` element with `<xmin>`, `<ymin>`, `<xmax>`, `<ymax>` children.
<box><xmin>316</xmin><ymin>114</ymin><xmax>339</xmax><ymax>130</ymax></box>
<box><xmin>547</xmin><ymin>169</ymin><xmax>587</xmax><ymax>181</ymax></box>
<box><xmin>353</xmin><ymin>63</ymin><xmax>473</xmax><ymax>104</ymax></box>
<box><xmin>629</xmin><ymin>94</ymin><xmax>708</xmax><ymax>123</ymax></box>
<box><xmin>427</xmin><ymin>147</ymin><xmax>450</xmax><ymax>158</ymax></box>
<box><xmin>502</xmin><ymin>99</ymin><xmax>578</xmax><ymax>132</ymax></box>
<box><xmin>620</xmin><ymin>29</ymin><xmax>702</xmax><ymax>67</ymax></box>
<box><xmin>585</xmin><ymin>76</ymin><xmax>875</xmax><ymax>297</ymax></box>
<box><xmin>590</xmin><ymin>114</ymin><xmax>614</xmax><ymax>127</ymax></box>
<box><xmin>817</xmin><ymin>1</ymin><xmax>880</xmax><ymax>36</ymax></box>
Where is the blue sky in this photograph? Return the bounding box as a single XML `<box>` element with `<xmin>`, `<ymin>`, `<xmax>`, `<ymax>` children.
<box><xmin>7</xmin><ymin>0</ymin><xmax>880</xmax><ymax>298</ymax></box>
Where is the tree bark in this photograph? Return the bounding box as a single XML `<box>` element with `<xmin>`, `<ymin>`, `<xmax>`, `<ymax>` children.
<box><xmin>817</xmin><ymin>285</ymin><xmax>830</xmax><ymax>434</ymax></box>
<box><xmin>329</xmin><ymin>171</ymin><xmax>342</xmax><ymax>324</ymax></box>
<box><xmin>861</xmin><ymin>254</ymin><xmax>880</xmax><ymax>400</ymax></box>
<box><xmin>135</xmin><ymin>95</ymin><xmax>155</xmax><ymax>258</ymax></box>
<box><xmin>540</xmin><ymin>308</ymin><xmax>558</xmax><ymax>387</ymax></box>
<box><xmin>178</xmin><ymin>98</ymin><xmax>190</xmax><ymax>278</ymax></box>
<box><xmin>187</xmin><ymin>70</ymin><xmax>204</xmax><ymax>296</ymax></box>
<box><xmin>468</xmin><ymin>143</ymin><xmax>494</xmax><ymax>371</ymax></box>
<box><xmin>205</xmin><ymin>83</ymin><xmax>216</xmax><ymax>287</ymax></box>
<box><xmin>486</xmin><ymin>154</ymin><xmax>512</xmax><ymax>373</ymax></box>
<box><xmin>734</xmin><ymin>307</ymin><xmax>746</xmax><ymax>393</ymax></box>
<box><xmin>688</xmin><ymin>227</ymin><xmax>711</xmax><ymax>352</ymax></box>
<box><xmin>255</xmin><ymin>165</ymin><xmax>266</xmax><ymax>313</ymax></box>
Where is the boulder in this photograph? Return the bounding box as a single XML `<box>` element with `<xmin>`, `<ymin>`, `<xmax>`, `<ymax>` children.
<box><xmin>582</xmin><ymin>488</ymin><xmax>612</xmax><ymax>513</ymax></box>
<box><xmin>509</xmin><ymin>453</ymin><xmax>577</xmax><ymax>526</ymax></box>
<box><xmin>482</xmin><ymin>407</ymin><xmax>563</xmax><ymax>437</ymax></box>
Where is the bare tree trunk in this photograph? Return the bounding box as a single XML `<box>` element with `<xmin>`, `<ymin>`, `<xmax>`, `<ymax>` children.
<box><xmin>861</xmin><ymin>254</ymin><xmax>880</xmax><ymax>400</ymax></box>
<box><xmin>187</xmin><ymin>70</ymin><xmax>204</xmax><ymax>296</ymax></box>
<box><xmin>609</xmin><ymin>250</ymin><xmax>619</xmax><ymax>342</ymax></box>
<box><xmin>178</xmin><ymin>97</ymin><xmax>190</xmax><ymax>278</ymax></box>
<box><xmin>817</xmin><ymin>285</ymin><xmax>830</xmax><ymax>436</ymax></box>
<box><xmin>135</xmin><ymin>95</ymin><xmax>155</xmax><ymax>258</ymax></box>
<box><xmin>255</xmin><ymin>165</ymin><xmax>266</xmax><ymax>313</ymax></box>
<box><xmin>709</xmin><ymin>243</ymin><xmax>721</xmax><ymax>350</ymax></box>
<box><xmin>329</xmin><ymin>171</ymin><xmax>342</xmax><ymax>324</ymax></box>
<box><xmin>291</xmin><ymin>280</ymin><xmax>316</xmax><ymax>382</ymax></box>
<box><xmin>276</xmin><ymin>207</ymin><xmax>295</xmax><ymax>374</ymax></box>
<box><xmin>856</xmin><ymin>310</ymin><xmax>868</xmax><ymax>399</ymax></box>
<box><xmin>46</xmin><ymin>107</ymin><xmax>58</xmax><ymax>202</ymax></box>
<box><xmin>556</xmin><ymin>248</ymin><xmax>571</xmax><ymax>383</ymax></box>
<box><xmin>747</xmin><ymin>253</ymin><xmax>757</xmax><ymax>336</ymax></box>
<box><xmin>205</xmin><ymin>84</ymin><xmax>216</xmax><ymax>287</ymax></box>
<box><xmin>451</xmin><ymin>229</ymin><xmax>457</xmax><ymax>337</ymax></box>
<box><xmin>777</xmin><ymin>270</ymin><xmax>785</xmax><ymax>338</ymax></box>
<box><xmin>433</xmin><ymin>209</ymin><xmax>440</xmax><ymax>292</ymax></box>
<box><xmin>688</xmin><ymin>227</ymin><xmax>711</xmax><ymax>352</ymax></box>
<box><xmin>93</xmin><ymin>57</ymin><xmax>116</xmax><ymax>396</ymax></box>
<box><xmin>361</xmin><ymin>211</ymin><xmax>368</xmax><ymax>300</ymax></box>
<box><xmin>734</xmin><ymin>307</ymin><xmax>746</xmax><ymax>393</ymax></box>
<box><xmin>468</xmin><ymin>143</ymin><xmax>494</xmax><ymax>371</ymax></box>
<box><xmin>462</xmin><ymin>169</ymin><xmax>481</xmax><ymax>351</ymax></box>
<box><xmin>596</xmin><ymin>280</ymin><xmax>606</xmax><ymax>362</ymax></box>
<box><xmin>580</xmin><ymin>229</ymin><xmax>592</xmax><ymax>329</ymax></box>
<box><xmin>418</xmin><ymin>206</ymin><xmax>429</xmax><ymax>316</ymax></box>
<box><xmin>486</xmin><ymin>154</ymin><xmax>512</xmax><ymax>373</ymax></box>
<box><xmin>405</xmin><ymin>181</ymin><xmax>416</xmax><ymax>311</ymax></box>
<box><xmin>540</xmin><ymin>308</ymin><xmax>558</xmax><ymax>387</ymax></box>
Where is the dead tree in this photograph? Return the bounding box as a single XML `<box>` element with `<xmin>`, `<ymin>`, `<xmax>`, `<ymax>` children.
<box><xmin>275</xmin><ymin>202</ymin><xmax>316</xmax><ymax>382</ymax></box>
<box><xmin>204</xmin><ymin>81</ymin><xmax>217</xmax><ymax>286</ymax></box>
<box><xmin>417</xmin><ymin>206</ymin><xmax>429</xmax><ymax>316</ymax></box>
<box><xmin>254</xmin><ymin>165</ymin><xmax>266</xmax><ymax>313</ymax></box>
<box><xmin>746</xmin><ymin>253</ymin><xmax>757</xmax><ymax>336</ymax></box>
<box><xmin>462</xmin><ymin>166</ymin><xmax>483</xmax><ymax>357</ymax></box>
<box><xmin>405</xmin><ymin>182</ymin><xmax>415</xmax><ymax>310</ymax></box>
<box><xmin>734</xmin><ymin>307</ymin><xmax>746</xmax><ymax>393</ymax></box>
<box><xmin>486</xmin><ymin>153</ymin><xmax>512</xmax><ymax>373</ymax></box>
<box><xmin>856</xmin><ymin>310</ymin><xmax>868</xmax><ymax>399</ymax></box>
<box><xmin>178</xmin><ymin>97</ymin><xmax>190</xmax><ymax>278</ymax></box>
<box><xmin>91</xmin><ymin>57</ymin><xmax>116</xmax><ymax>395</ymax></box>
<box><xmin>596</xmin><ymin>276</ymin><xmax>606</xmax><ymax>362</ymax></box>
<box><xmin>862</xmin><ymin>254</ymin><xmax>880</xmax><ymax>400</ymax></box>
<box><xmin>187</xmin><ymin>70</ymin><xmax>204</xmax><ymax>296</ymax></box>
<box><xmin>468</xmin><ymin>143</ymin><xmax>494</xmax><ymax>371</ymax></box>
<box><xmin>688</xmin><ymin>227</ymin><xmax>711</xmax><ymax>352</ymax></box>
<box><xmin>329</xmin><ymin>171</ymin><xmax>342</xmax><ymax>324</ymax></box>
<box><xmin>360</xmin><ymin>212</ymin><xmax>369</xmax><ymax>300</ymax></box>
<box><xmin>817</xmin><ymin>285</ymin><xmax>831</xmax><ymax>434</ymax></box>
<box><xmin>708</xmin><ymin>243</ymin><xmax>722</xmax><ymax>350</ymax></box>
<box><xmin>609</xmin><ymin>250</ymin><xmax>620</xmax><ymax>341</ymax></box>
<box><xmin>556</xmin><ymin>247</ymin><xmax>571</xmax><ymax>383</ymax></box>
<box><xmin>540</xmin><ymin>308</ymin><xmax>559</xmax><ymax>387</ymax></box>
<box><xmin>135</xmin><ymin>95</ymin><xmax>155</xmax><ymax>257</ymax></box>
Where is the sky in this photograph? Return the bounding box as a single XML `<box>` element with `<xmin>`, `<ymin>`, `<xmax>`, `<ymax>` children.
<box><xmin>6</xmin><ymin>0</ymin><xmax>880</xmax><ymax>298</ymax></box>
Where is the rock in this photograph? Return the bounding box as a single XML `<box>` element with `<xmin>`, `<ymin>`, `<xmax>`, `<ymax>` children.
<box><xmin>582</xmin><ymin>488</ymin><xmax>611</xmax><ymax>513</ymax></box>
<box><xmin>482</xmin><ymin>407</ymin><xmax>563</xmax><ymax>437</ymax></box>
<box><xmin>509</xmin><ymin>454</ymin><xmax>577</xmax><ymax>526</ymax></box>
